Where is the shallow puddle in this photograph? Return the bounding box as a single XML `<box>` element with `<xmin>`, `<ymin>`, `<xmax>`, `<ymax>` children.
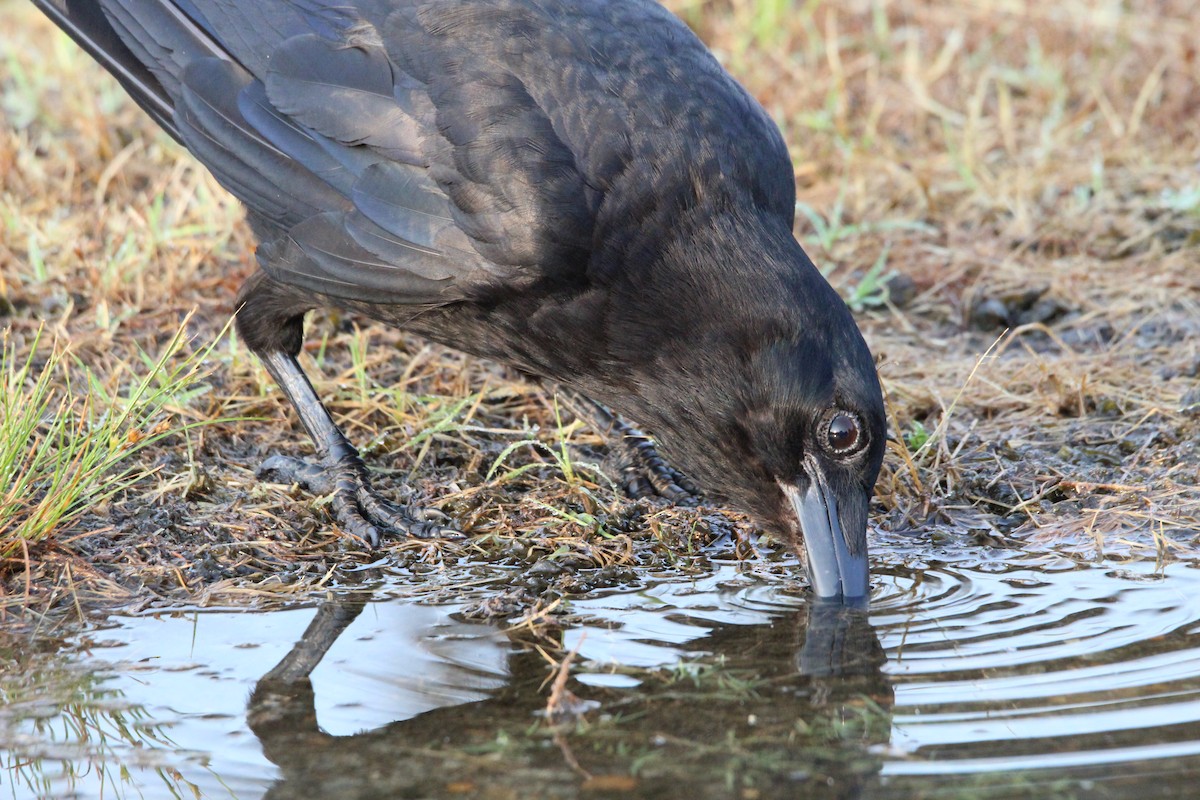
<box><xmin>4</xmin><ymin>538</ymin><xmax>1200</xmax><ymax>799</ymax></box>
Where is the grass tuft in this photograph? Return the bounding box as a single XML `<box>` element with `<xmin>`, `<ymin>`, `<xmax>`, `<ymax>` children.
<box><xmin>0</xmin><ymin>316</ymin><xmax>229</xmax><ymax>563</ymax></box>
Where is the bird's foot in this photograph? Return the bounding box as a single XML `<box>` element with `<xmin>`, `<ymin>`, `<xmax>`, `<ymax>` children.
<box><xmin>556</xmin><ymin>390</ymin><xmax>701</xmax><ymax>505</ymax></box>
<box><xmin>257</xmin><ymin>454</ymin><xmax>462</xmax><ymax>546</ymax></box>
<box><xmin>608</xmin><ymin>418</ymin><xmax>701</xmax><ymax>505</ymax></box>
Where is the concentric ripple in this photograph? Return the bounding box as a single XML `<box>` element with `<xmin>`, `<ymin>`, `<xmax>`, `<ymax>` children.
<box><xmin>566</xmin><ymin>547</ymin><xmax>1200</xmax><ymax>795</ymax></box>
<box><xmin>869</xmin><ymin>551</ymin><xmax>1200</xmax><ymax>794</ymax></box>
<box><xmin>874</xmin><ymin>559</ymin><xmax>1194</xmax><ymax>672</ymax></box>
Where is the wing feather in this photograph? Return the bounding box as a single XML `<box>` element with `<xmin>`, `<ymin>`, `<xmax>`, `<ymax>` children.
<box><xmin>55</xmin><ymin>0</ymin><xmax>797</xmax><ymax>313</ymax></box>
<box><xmin>266</xmin><ymin>34</ymin><xmax>425</xmax><ymax>163</ymax></box>
<box><xmin>176</xmin><ymin>58</ymin><xmax>345</xmax><ymax>226</ymax></box>
<box><xmin>260</xmin><ymin>212</ymin><xmax>460</xmax><ymax>304</ymax></box>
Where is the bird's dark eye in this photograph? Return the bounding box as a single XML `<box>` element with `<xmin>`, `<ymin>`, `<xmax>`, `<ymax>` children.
<box><xmin>824</xmin><ymin>411</ymin><xmax>863</xmax><ymax>455</ymax></box>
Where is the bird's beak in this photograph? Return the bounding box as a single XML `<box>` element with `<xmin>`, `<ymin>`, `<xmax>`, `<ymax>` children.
<box><xmin>781</xmin><ymin>464</ymin><xmax>870</xmax><ymax>604</ymax></box>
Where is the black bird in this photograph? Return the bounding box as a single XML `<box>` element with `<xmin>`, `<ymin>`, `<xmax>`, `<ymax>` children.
<box><xmin>32</xmin><ymin>0</ymin><xmax>886</xmax><ymax>601</ymax></box>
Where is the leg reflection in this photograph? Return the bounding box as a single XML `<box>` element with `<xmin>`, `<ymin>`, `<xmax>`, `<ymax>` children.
<box><xmin>246</xmin><ymin>593</ymin><xmax>893</xmax><ymax>799</ymax></box>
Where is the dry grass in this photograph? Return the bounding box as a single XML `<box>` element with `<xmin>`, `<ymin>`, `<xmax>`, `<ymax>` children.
<box><xmin>1</xmin><ymin>0</ymin><xmax>1198</xmax><ymax>622</ymax></box>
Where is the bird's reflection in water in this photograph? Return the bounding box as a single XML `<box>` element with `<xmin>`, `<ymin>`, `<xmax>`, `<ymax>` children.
<box><xmin>248</xmin><ymin>595</ymin><xmax>891</xmax><ymax>799</ymax></box>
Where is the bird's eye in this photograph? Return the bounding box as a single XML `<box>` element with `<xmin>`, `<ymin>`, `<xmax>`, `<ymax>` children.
<box><xmin>824</xmin><ymin>411</ymin><xmax>863</xmax><ymax>455</ymax></box>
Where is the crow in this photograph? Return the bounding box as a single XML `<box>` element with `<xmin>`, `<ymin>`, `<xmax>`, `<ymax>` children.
<box><xmin>31</xmin><ymin>0</ymin><xmax>887</xmax><ymax>602</ymax></box>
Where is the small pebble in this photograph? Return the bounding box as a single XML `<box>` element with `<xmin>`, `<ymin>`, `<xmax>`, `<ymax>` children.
<box><xmin>1179</xmin><ymin>386</ymin><xmax>1200</xmax><ymax>416</ymax></box>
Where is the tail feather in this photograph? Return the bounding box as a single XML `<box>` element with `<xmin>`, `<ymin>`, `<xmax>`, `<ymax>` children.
<box><xmin>30</xmin><ymin>0</ymin><xmax>236</xmax><ymax>144</ymax></box>
<box><xmin>30</xmin><ymin>0</ymin><xmax>178</xmax><ymax>139</ymax></box>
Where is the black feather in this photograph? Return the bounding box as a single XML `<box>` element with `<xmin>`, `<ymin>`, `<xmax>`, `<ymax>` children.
<box><xmin>260</xmin><ymin>212</ymin><xmax>457</xmax><ymax>304</ymax></box>
<box><xmin>266</xmin><ymin>35</ymin><xmax>424</xmax><ymax>162</ymax></box>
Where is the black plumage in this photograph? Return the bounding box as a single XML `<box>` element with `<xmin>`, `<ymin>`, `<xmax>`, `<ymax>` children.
<box><xmin>32</xmin><ymin>0</ymin><xmax>887</xmax><ymax>602</ymax></box>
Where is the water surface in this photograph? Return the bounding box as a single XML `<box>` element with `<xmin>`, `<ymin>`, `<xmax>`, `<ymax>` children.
<box><xmin>3</xmin><ymin>536</ymin><xmax>1199</xmax><ymax>799</ymax></box>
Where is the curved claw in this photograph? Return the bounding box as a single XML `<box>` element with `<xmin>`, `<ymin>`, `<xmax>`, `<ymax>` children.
<box><xmin>556</xmin><ymin>390</ymin><xmax>700</xmax><ymax>506</ymax></box>
<box><xmin>257</xmin><ymin>454</ymin><xmax>464</xmax><ymax>545</ymax></box>
<box><xmin>616</xmin><ymin>428</ymin><xmax>701</xmax><ymax>505</ymax></box>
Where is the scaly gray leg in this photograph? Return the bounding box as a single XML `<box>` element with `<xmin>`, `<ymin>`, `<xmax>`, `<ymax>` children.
<box><xmin>255</xmin><ymin>350</ymin><xmax>459</xmax><ymax>545</ymax></box>
<box><xmin>558</xmin><ymin>391</ymin><xmax>700</xmax><ymax>504</ymax></box>
<box><xmin>235</xmin><ymin>268</ymin><xmax>458</xmax><ymax>546</ymax></box>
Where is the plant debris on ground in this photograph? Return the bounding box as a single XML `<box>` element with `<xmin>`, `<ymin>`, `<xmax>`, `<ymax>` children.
<box><xmin>1</xmin><ymin>0</ymin><xmax>1197</xmax><ymax>627</ymax></box>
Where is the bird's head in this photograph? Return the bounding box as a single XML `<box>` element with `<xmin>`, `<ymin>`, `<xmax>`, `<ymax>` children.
<box><xmin>614</xmin><ymin>220</ymin><xmax>886</xmax><ymax>604</ymax></box>
<box><xmin>720</xmin><ymin>332</ymin><xmax>886</xmax><ymax>604</ymax></box>
<box><xmin>658</xmin><ymin>327</ymin><xmax>885</xmax><ymax>602</ymax></box>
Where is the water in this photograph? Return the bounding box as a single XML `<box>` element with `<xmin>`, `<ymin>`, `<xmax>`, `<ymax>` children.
<box><xmin>3</xmin><ymin>538</ymin><xmax>1200</xmax><ymax>799</ymax></box>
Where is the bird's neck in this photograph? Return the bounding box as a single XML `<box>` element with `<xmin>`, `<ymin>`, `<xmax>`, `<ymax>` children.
<box><xmin>607</xmin><ymin>205</ymin><xmax>828</xmax><ymax>347</ymax></box>
<box><xmin>586</xmin><ymin>204</ymin><xmax>831</xmax><ymax>412</ymax></box>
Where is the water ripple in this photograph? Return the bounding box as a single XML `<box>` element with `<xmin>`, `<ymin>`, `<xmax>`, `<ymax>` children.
<box><xmin>864</xmin><ymin>553</ymin><xmax>1200</xmax><ymax>784</ymax></box>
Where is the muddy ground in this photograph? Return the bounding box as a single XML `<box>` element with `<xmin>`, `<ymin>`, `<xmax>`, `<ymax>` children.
<box><xmin>1</xmin><ymin>0</ymin><xmax>1198</xmax><ymax>629</ymax></box>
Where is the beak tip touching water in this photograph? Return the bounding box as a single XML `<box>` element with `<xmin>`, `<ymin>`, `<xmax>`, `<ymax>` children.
<box><xmin>782</xmin><ymin>477</ymin><xmax>870</xmax><ymax>604</ymax></box>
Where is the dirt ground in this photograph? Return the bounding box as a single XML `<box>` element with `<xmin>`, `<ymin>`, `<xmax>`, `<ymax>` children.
<box><xmin>1</xmin><ymin>0</ymin><xmax>1198</xmax><ymax>626</ymax></box>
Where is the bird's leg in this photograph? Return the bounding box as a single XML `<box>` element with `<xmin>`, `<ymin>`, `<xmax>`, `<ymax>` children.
<box><xmin>236</xmin><ymin>270</ymin><xmax>456</xmax><ymax>546</ymax></box>
<box><xmin>558</xmin><ymin>391</ymin><xmax>700</xmax><ymax>504</ymax></box>
<box><xmin>256</xmin><ymin>350</ymin><xmax>457</xmax><ymax>545</ymax></box>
